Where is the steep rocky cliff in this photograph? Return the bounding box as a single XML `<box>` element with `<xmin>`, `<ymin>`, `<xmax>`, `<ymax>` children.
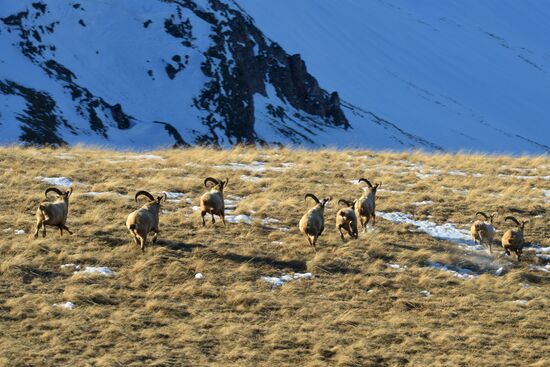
<box><xmin>0</xmin><ymin>0</ymin><xmax>357</xmax><ymax>148</ymax></box>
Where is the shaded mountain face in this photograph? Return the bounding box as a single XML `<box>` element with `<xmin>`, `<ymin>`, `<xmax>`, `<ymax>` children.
<box><xmin>239</xmin><ymin>0</ymin><xmax>550</xmax><ymax>154</ymax></box>
<box><xmin>0</xmin><ymin>0</ymin><xmax>353</xmax><ymax>148</ymax></box>
<box><xmin>5</xmin><ymin>1</ymin><xmax>541</xmax><ymax>153</ymax></box>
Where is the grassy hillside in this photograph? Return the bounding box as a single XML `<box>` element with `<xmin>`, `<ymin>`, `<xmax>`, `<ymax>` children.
<box><xmin>0</xmin><ymin>146</ymin><xmax>548</xmax><ymax>366</ymax></box>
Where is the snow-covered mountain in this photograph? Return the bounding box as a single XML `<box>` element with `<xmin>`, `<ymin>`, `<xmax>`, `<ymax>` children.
<box><xmin>1</xmin><ymin>0</ymin><xmax>548</xmax><ymax>153</ymax></box>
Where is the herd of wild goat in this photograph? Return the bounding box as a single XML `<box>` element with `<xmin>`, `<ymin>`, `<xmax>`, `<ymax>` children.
<box><xmin>33</xmin><ymin>177</ymin><xmax>529</xmax><ymax>260</ymax></box>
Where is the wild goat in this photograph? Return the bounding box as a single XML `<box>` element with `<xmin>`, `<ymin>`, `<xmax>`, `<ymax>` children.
<box><xmin>354</xmin><ymin>178</ymin><xmax>380</xmax><ymax>232</ymax></box>
<box><xmin>34</xmin><ymin>187</ymin><xmax>73</xmax><ymax>238</ymax></box>
<box><xmin>336</xmin><ymin>199</ymin><xmax>358</xmax><ymax>241</ymax></box>
<box><xmin>126</xmin><ymin>191</ymin><xmax>166</xmax><ymax>252</ymax></box>
<box><xmin>200</xmin><ymin>177</ymin><xmax>228</xmax><ymax>226</ymax></box>
<box><xmin>299</xmin><ymin>193</ymin><xmax>331</xmax><ymax>250</ymax></box>
<box><xmin>470</xmin><ymin>211</ymin><xmax>497</xmax><ymax>253</ymax></box>
<box><xmin>501</xmin><ymin>216</ymin><xmax>529</xmax><ymax>261</ymax></box>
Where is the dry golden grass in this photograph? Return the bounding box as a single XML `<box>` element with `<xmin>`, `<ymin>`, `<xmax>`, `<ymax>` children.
<box><xmin>0</xmin><ymin>146</ymin><xmax>549</xmax><ymax>366</ymax></box>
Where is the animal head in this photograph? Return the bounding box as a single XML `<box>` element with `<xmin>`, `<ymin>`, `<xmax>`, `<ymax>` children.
<box><xmin>204</xmin><ymin>177</ymin><xmax>228</xmax><ymax>192</ymax></box>
<box><xmin>338</xmin><ymin>199</ymin><xmax>356</xmax><ymax>208</ymax></box>
<box><xmin>135</xmin><ymin>190</ymin><xmax>166</xmax><ymax>205</ymax></box>
<box><xmin>505</xmin><ymin>216</ymin><xmax>529</xmax><ymax>231</ymax></box>
<box><xmin>476</xmin><ymin>211</ymin><xmax>497</xmax><ymax>225</ymax></box>
<box><xmin>358</xmin><ymin>178</ymin><xmax>381</xmax><ymax>193</ymax></box>
<box><xmin>305</xmin><ymin>193</ymin><xmax>331</xmax><ymax>208</ymax></box>
<box><xmin>45</xmin><ymin>187</ymin><xmax>73</xmax><ymax>201</ymax></box>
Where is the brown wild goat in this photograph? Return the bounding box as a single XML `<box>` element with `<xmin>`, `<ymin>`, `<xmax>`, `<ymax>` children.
<box><xmin>200</xmin><ymin>177</ymin><xmax>228</xmax><ymax>226</ymax></box>
<box><xmin>354</xmin><ymin>178</ymin><xmax>380</xmax><ymax>232</ymax></box>
<box><xmin>299</xmin><ymin>193</ymin><xmax>331</xmax><ymax>250</ymax></box>
<box><xmin>501</xmin><ymin>216</ymin><xmax>529</xmax><ymax>261</ymax></box>
<box><xmin>126</xmin><ymin>190</ymin><xmax>166</xmax><ymax>252</ymax></box>
<box><xmin>34</xmin><ymin>187</ymin><xmax>73</xmax><ymax>238</ymax></box>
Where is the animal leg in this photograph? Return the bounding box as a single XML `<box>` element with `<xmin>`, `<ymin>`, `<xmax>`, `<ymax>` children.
<box><xmin>346</xmin><ymin>223</ymin><xmax>355</xmax><ymax>239</ymax></box>
<box><xmin>211</xmin><ymin>211</ymin><xmax>216</xmax><ymax>224</ymax></box>
<box><xmin>515</xmin><ymin>250</ymin><xmax>521</xmax><ymax>262</ymax></box>
<box><xmin>201</xmin><ymin>210</ymin><xmax>206</xmax><ymax>226</ymax></box>
<box><xmin>338</xmin><ymin>225</ymin><xmax>345</xmax><ymax>241</ymax></box>
<box><xmin>62</xmin><ymin>225</ymin><xmax>73</xmax><ymax>235</ymax></box>
<box><xmin>305</xmin><ymin>234</ymin><xmax>313</xmax><ymax>247</ymax></box>
<box><xmin>311</xmin><ymin>235</ymin><xmax>318</xmax><ymax>251</ymax></box>
<box><xmin>220</xmin><ymin>211</ymin><xmax>226</xmax><ymax>226</ymax></box>
<box><xmin>152</xmin><ymin>229</ymin><xmax>159</xmax><ymax>243</ymax></box>
<box><xmin>140</xmin><ymin>234</ymin><xmax>147</xmax><ymax>252</ymax></box>
<box><xmin>372</xmin><ymin>213</ymin><xmax>376</xmax><ymax>227</ymax></box>
<box><xmin>59</xmin><ymin>225</ymin><xmax>63</xmax><ymax>236</ymax></box>
<box><xmin>42</xmin><ymin>223</ymin><xmax>47</xmax><ymax>238</ymax></box>
<box><xmin>34</xmin><ymin>221</ymin><xmax>42</xmax><ymax>239</ymax></box>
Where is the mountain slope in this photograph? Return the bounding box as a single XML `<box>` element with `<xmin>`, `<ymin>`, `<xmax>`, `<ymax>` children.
<box><xmin>239</xmin><ymin>0</ymin><xmax>550</xmax><ymax>153</ymax></box>
<box><xmin>1</xmin><ymin>0</ymin><xmax>548</xmax><ymax>153</ymax></box>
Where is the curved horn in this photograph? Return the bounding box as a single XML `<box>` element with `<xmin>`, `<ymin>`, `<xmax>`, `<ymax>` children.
<box><xmin>304</xmin><ymin>193</ymin><xmax>320</xmax><ymax>204</ymax></box>
<box><xmin>204</xmin><ymin>177</ymin><xmax>219</xmax><ymax>187</ymax></box>
<box><xmin>322</xmin><ymin>196</ymin><xmax>332</xmax><ymax>207</ymax></box>
<box><xmin>338</xmin><ymin>199</ymin><xmax>351</xmax><ymax>207</ymax></box>
<box><xmin>225</xmin><ymin>177</ymin><xmax>229</xmax><ymax>186</ymax></box>
<box><xmin>358</xmin><ymin>178</ymin><xmax>373</xmax><ymax>188</ymax></box>
<box><xmin>135</xmin><ymin>190</ymin><xmax>155</xmax><ymax>202</ymax></box>
<box><xmin>66</xmin><ymin>187</ymin><xmax>73</xmax><ymax>197</ymax></box>
<box><xmin>45</xmin><ymin>187</ymin><xmax>63</xmax><ymax>197</ymax></box>
<box><xmin>475</xmin><ymin>212</ymin><xmax>489</xmax><ymax>220</ymax></box>
<box><xmin>505</xmin><ymin>216</ymin><xmax>521</xmax><ymax>226</ymax></box>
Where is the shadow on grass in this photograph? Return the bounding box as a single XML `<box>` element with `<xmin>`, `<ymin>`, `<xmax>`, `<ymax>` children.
<box><xmin>220</xmin><ymin>252</ymin><xmax>307</xmax><ymax>272</ymax></box>
<box><xmin>155</xmin><ymin>240</ymin><xmax>206</xmax><ymax>252</ymax></box>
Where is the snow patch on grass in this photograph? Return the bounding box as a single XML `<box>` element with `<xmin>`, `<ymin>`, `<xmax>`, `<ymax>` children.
<box><xmin>378</xmin><ymin>211</ymin><xmax>480</xmax><ymax>250</ymax></box>
<box><xmin>529</xmin><ymin>264</ymin><xmax>550</xmax><ymax>273</ymax></box>
<box><xmin>412</xmin><ymin>200</ymin><xmax>434</xmax><ymax>206</ymax></box>
<box><xmin>240</xmin><ymin>175</ymin><xmax>263</xmax><ymax>182</ymax></box>
<box><xmin>74</xmin><ymin>266</ymin><xmax>115</xmax><ymax>277</ymax></box>
<box><xmin>38</xmin><ymin>176</ymin><xmax>73</xmax><ymax>187</ymax></box>
<box><xmin>428</xmin><ymin>262</ymin><xmax>478</xmax><ymax>279</ymax></box>
<box><xmin>126</xmin><ymin>154</ymin><xmax>164</xmax><ymax>160</ymax></box>
<box><xmin>60</xmin><ymin>263</ymin><xmax>81</xmax><ymax>270</ymax></box>
<box><xmin>261</xmin><ymin>272</ymin><xmax>313</xmax><ymax>287</ymax></box>
<box><xmin>225</xmin><ymin>214</ymin><xmax>253</xmax><ymax>224</ymax></box>
<box><xmin>53</xmin><ymin>301</ymin><xmax>76</xmax><ymax>310</ymax></box>
<box><xmin>512</xmin><ymin>300</ymin><xmax>529</xmax><ymax>306</ymax></box>
<box><xmin>384</xmin><ymin>263</ymin><xmax>406</xmax><ymax>270</ymax></box>
<box><xmin>214</xmin><ymin>161</ymin><xmax>292</xmax><ymax>172</ymax></box>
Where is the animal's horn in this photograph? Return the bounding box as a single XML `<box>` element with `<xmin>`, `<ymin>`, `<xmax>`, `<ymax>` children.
<box><xmin>304</xmin><ymin>193</ymin><xmax>320</xmax><ymax>204</ymax></box>
<box><xmin>45</xmin><ymin>187</ymin><xmax>63</xmax><ymax>197</ymax></box>
<box><xmin>505</xmin><ymin>216</ymin><xmax>521</xmax><ymax>226</ymax></box>
<box><xmin>476</xmin><ymin>212</ymin><xmax>489</xmax><ymax>220</ymax></box>
<box><xmin>358</xmin><ymin>178</ymin><xmax>373</xmax><ymax>188</ymax></box>
<box><xmin>204</xmin><ymin>177</ymin><xmax>219</xmax><ymax>187</ymax></box>
<box><xmin>135</xmin><ymin>190</ymin><xmax>155</xmax><ymax>202</ymax></box>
